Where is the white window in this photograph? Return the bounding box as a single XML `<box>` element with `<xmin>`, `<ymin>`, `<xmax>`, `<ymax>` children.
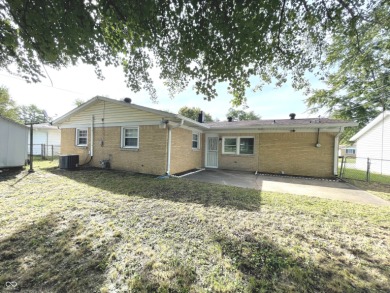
<box><xmin>122</xmin><ymin>127</ymin><xmax>139</xmax><ymax>148</ymax></box>
<box><xmin>346</xmin><ymin>148</ymin><xmax>356</xmax><ymax>155</ymax></box>
<box><xmin>222</xmin><ymin>137</ymin><xmax>254</xmax><ymax>155</ymax></box>
<box><xmin>76</xmin><ymin>128</ymin><xmax>88</xmax><ymax>146</ymax></box>
<box><xmin>192</xmin><ymin>132</ymin><xmax>200</xmax><ymax>149</ymax></box>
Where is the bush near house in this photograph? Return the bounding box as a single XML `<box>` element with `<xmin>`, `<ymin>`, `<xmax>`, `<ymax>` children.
<box><xmin>0</xmin><ymin>162</ymin><xmax>389</xmax><ymax>292</ymax></box>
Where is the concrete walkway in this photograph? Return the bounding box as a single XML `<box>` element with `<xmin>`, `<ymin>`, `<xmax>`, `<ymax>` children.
<box><xmin>185</xmin><ymin>169</ymin><xmax>390</xmax><ymax>206</ymax></box>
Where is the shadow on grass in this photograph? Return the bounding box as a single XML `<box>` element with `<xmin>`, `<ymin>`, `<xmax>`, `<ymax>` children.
<box><xmin>0</xmin><ymin>214</ymin><xmax>112</xmax><ymax>292</ymax></box>
<box><xmin>0</xmin><ymin>167</ymin><xmax>26</xmax><ymax>183</ymax></box>
<box><xmin>214</xmin><ymin>234</ymin><xmax>386</xmax><ymax>292</ymax></box>
<box><xmin>51</xmin><ymin>168</ymin><xmax>262</xmax><ymax>211</ymax></box>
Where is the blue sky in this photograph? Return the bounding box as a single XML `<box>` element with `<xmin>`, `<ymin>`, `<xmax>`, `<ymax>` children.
<box><xmin>0</xmin><ymin>64</ymin><xmax>327</xmax><ymax>121</ymax></box>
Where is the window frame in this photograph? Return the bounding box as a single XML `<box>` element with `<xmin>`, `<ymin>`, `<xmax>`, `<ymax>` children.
<box><xmin>76</xmin><ymin>128</ymin><xmax>88</xmax><ymax>146</ymax></box>
<box><xmin>121</xmin><ymin>126</ymin><xmax>139</xmax><ymax>149</ymax></box>
<box><xmin>192</xmin><ymin>132</ymin><xmax>200</xmax><ymax>150</ymax></box>
<box><xmin>345</xmin><ymin>148</ymin><xmax>356</xmax><ymax>155</ymax></box>
<box><xmin>222</xmin><ymin>136</ymin><xmax>254</xmax><ymax>155</ymax></box>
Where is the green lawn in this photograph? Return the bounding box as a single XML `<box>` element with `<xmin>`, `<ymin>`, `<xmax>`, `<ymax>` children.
<box><xmin>342</xmin><ymin>167</ymin><xmax>390</xmax><ymax>185</ymax></box>
<box><xmin>0</xmin><ymin>161</ymin><xmax>389</xmax><ymax>292</ymax></box>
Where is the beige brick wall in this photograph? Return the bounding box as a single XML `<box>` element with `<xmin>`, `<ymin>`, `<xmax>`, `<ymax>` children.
<box><xmin>215</xmin><ymin>132</ymin><xmax>336</xmax><ymax>177</ymax></box>
<box><xmin>170</xmin><ymin>128</ymin><xmax>202</xmax><ymax>174</ymax></box>
<box><xmin>61</xmin><ymin>128</ymin><xmax>91</xmax><ymax>163</ymax></box>
<box><xmin>258</xmin><ymin>132</ymin><xmax>336</xmax><ymax>177</ymax></box>
<box><xmin>217</xmin><ymin>133</ymin><xmax>259</xmax><ymax>171</ymax></box>
<box><xmin>60</xmin><ymin>126</ymin><xmax>168</xmax><ymax>175</ymax></box>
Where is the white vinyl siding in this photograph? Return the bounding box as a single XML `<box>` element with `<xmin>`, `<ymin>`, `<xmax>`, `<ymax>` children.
<box><xmin>61</xmin><ymin>100</ymin><xmax>162</xmax><ymax>127</ymax></box>
<box><xmin>222</xmin><ymin>137</ymin><xmax>254</xmax><ymax>155</ymax></box>
<box><xmin>121</xmin><ymin>127</ymin><xmax>139</xmax><ymax>148</ymax></box>
<box><xmin>76</xmin><ymin>128</ymin><xmax>88</xmax><ymax>146</ymax></box>
<box><xmin>355</xmin><ymin>114</ymin><xmax>389</xmax><ymax>174</ymax></box>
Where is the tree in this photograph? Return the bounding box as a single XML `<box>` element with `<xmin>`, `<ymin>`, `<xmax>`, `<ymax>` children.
<box><xmin>74</xmin><ymin>98</ymin><xmax>85</xmax><ymax>107</ymax></box>
<box><xmin>178</xmin><ymin>106</ymin><xmax>213</xmax><ymax>122</ymax></box>
<box><xmin>19</xmin><ymin>104</ymin><xmax>50</xmax><ymax>123</ymax></box>
<box><xmin>306</xmin><ymin>1</ymin><xmax>390</xmax><ymax>142</ymax></box>
<box><xmin>0</xmin><ymin>0</ymin><xmax>379</xmax><ymax>105</ymax></box>
<box><xmin>226</xmin><ymin>108</ymin><xmax>261</xmax><ymax>121</ymax></box>
<box><xmin>0</xmin><ymin>86</ymin><xmax>20</xmax><ymax>122</ymax></box>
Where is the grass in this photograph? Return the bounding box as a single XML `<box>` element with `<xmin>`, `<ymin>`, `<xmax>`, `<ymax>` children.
<box><xmin>0</xmin><ymin>160</ymin><xmax>389</xmax><ymax>292</ymax></box>
<box><xmin>342</xmin><ymin>167</ymin><xmax>390</xmax><ymax>185</ymax></box>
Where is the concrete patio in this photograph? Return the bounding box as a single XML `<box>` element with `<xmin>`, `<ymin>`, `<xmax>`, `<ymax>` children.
<box><xmin>185</xmin><ymin>169</ymin><xmax>390</xmax><ymax>206</ymax></box>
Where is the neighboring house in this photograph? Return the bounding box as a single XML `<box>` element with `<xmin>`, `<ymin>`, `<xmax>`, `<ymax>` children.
<box><xmin>0</xmin><ymin>116</ymin><xmax>28</xmax><ymax>168</ymax></box>
<box><xmin>28</xmin><ymin>123</ymin><xmax>61</xmax><ymax>156</ymax></box>
<box><xmin>350</xmin><ymin>111</ymin><xmax>390</xmax><ymax>175</ymax></box>
<box><xmin>339</xmin><ymin>145</ymin><xmax>356</xmax><ymax>158</ymax></box>
<box><xmin>53</xmin><ymin>96</ymin><xmax>357</xmax><ymax>178</ymax></box>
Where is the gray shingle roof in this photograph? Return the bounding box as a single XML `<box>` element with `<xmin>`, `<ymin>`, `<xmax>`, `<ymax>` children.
<box><xmin>205</xmin><ymin>118</ymin><xmax>356</xmax><ymax>129</ymax></box>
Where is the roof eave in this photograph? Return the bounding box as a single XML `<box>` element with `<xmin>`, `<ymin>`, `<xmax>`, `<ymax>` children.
<box><xmin>208</xmin><ymin>122</ymin><xmax>357</xmax><ymax>131</ymax></box>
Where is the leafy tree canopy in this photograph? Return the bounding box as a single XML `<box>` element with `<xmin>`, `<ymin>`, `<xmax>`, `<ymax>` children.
<box><xmin>226</xmin><ymin>108</ymin><xmax>261</xmax><ymax>121</ymax></box>
<box><xmin>19</xmin><ymin>104</ymin><xmax>50</xmax><ymax>123</ymax></box>
<box><xmin>306</xmin><ymin>1</ymin><xmax>390</xmax><ymax>142</ymax></box>
<box><xmin>0</xmin><ymin>0</ymin><xmax>379</xmax><ymax>105</ymax></box>
<box><xmin>0</xmin><ymin>85</ymin><xmax>20</xmax><ymax>121</ymax></box>
<box><xmin>178</xmin><ymin>106</ymin><xmax>213</xmax><ymax>122</ymax></box>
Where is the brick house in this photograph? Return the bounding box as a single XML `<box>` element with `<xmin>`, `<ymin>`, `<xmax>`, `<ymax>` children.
<box><xmin>53</xmin><ymin>96</ymin><xmax>356</xmax><ymax>178</ymax></box>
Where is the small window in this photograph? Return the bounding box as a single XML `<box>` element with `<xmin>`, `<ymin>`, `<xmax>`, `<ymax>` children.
<box><xmin>240</xmin><ymin>138</ymin><xmax>254</xmax><ymax>154</ymax></box>
<box><xmin>346</xmin><ymin>148</ymin><xmax>356</xmax><ymax>154</ymax></box>
<box><xmin>223</xmin><ymin>138</ymin><xmax>237</xmax><ymax>154</ymax></box>
<box><xmin>122</xmin><ymin>127</ymin><xmax>139</xmax><ymax>148</ymax></box>
<box><xmin>223</xmin><ymin>137</ymin><xmax>254</xmax><ymax>155</ymax></box>
<box><xmin>192</xmin><ymin>133</ymin><xmax>200</xmax><ymax>149</ymax></box>
<box><xmin>76</xmin><ymin>128</ymin><xmax>88</xmax><ymax>146</ymax></box>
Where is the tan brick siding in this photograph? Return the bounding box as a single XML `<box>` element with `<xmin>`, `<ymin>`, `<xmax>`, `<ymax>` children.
<box><xmin>218</xmin><ymin>133</ymin><xmax>259</xmax><ymax>171</ymax></box>
<box><xmin>258</xmin><ymin>132</ymin><xmax>336</xmax><ymax>177</ymax></box>
<box><xmin>170</xmin><ymin>128</ymin><xmax>202</xmax><ymax>174</ymax></box>
<box><xmin>61</xmin><ymin>128</ymin><xmax>91</xmax><ymax>163</ymax></box>
<box><xmin>215</xmin><ymin>132</ymin><xmax>336</xmax><ymax>177</ymax></box>
<box><xmin>61</xmin><ymin>126</ymin><xmax>168</xmax><ymax>175</ymax></box>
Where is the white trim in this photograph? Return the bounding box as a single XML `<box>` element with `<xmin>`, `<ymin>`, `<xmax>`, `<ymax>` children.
<box><xmin>350</xmin><ymin>111</ymin><xmax>389</xmax><ymax>141</ymax></box>
<box><xmin>204</xmin><ymin>127</ymin><xmax>346</xmax><ymax>134</ymax></box>
<box><xmin>121</xmin><ymin>126</ymin><xmax>139</xmax><ymax>149</ymax></box>
<box><xmin>192</xmin><ymin>132</ymin><xmax>200</xmax><ymax>150</ymax></box>
<box><xmin>205</xmin><ymin>134</ymin><xmax>219</xmax><ymax>168</ymax></box>
<box><xmin>222</xmin><ymin>136</ymin><xmax>255</xmax><ymax>155</ymax></box>
<box><xmin>76</xmin><ymin>128</ymin><xmax>88</xmax><ymax>146</ymax></box>
<box><xmin>58</xmin><ymin>120</ymin><xmax>163</xmax><ymax>129</ymax></box>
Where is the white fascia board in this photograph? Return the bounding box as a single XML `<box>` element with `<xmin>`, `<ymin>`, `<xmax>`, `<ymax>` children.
<box><xmin>205</xmin><ymin>127</ymin><xmax>344</xmax><ymax>134</ymax></box>
<box><xmin>350</xmin><ymin>111</ymin><xmax>389</xmax><ymax>141</ymax></box>
<box><xmin>175</xmin><ymin>114</ymin><xmax>210</xmax><ymax>129</ymax></box>
<box><xmin>179</xmin><ymin>124</ymin><xmax>205</xmax><ymax>133</ymax></box>
<box><xmin>58</xmin><ymin>120</ymin><xmax>163</xmax><ymax>129</ymax></box>
<box><xmin>52</xmin><ymin>96</ymin><xmax>100</xmax><ymax>125</ymax></box>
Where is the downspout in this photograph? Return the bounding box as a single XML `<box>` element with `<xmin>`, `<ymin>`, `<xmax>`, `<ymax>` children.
<box><xmin>166</xmin><ymin>120</ymin><xmax>184</xmax><ymax>176</ymax></box>
<box><xmin>334</xmin><ymin>127</ymin><xmax>343</xmax><ymax>176</ymax></box>
<box><xmin>91</xmin><ymin>115</ymin><xmax>94</xmax><ymax>157</ymax></box>
<box><xmin>166</xmin><ymin>126</ymin><xmax>172</xmax><ymax>175</ymax></box>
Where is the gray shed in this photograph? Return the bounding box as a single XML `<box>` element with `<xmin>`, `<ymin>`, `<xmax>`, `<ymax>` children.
<box><xmin>0</xmin><ymin>116</ymin><xmax>29</xmax><ymax>168</ymax></box>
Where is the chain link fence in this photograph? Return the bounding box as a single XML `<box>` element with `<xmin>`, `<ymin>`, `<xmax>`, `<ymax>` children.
<box><xmin>28</xmin><ymin>144</ymin><xmax>61</xmax><ymax>160</ymax></box>
<box><xmin>339</xmin><ymin>156</ymin><xmax>390</xmax><ymax>185</ymax></box>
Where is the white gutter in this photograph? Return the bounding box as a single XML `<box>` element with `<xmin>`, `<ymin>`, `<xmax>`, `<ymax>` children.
<box><xmin>166</xmin><ymin>127</ymin><xmax>172</xmax><ymax>175</ymax></box>
<box><xmin>91</xmin><ymin>115</ymin><xmax>94</xmax><ymax>157</ymax></box>
<box><xmin>333</xmin><ymin>127</ymin><xmax>343</xmax><ymax>176</ymax></box>
<box><xmin>166</xmin><ymin>120</ymin><xmax>184</xmax><ymax>175</ymax></box>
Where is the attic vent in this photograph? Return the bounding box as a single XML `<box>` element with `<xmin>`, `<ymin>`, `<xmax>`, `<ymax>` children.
<box><xmin>289</xmin><ymin>113</ymin><xmax>296</xmax><ymax>120</ymax></box>
<box><xmin>227</xmin><ymin>117</ymin><xmax>233</xmax><ymax>122</ymax></box>
<box><xmin>123</xmin><ymin>97</ymin><xmax>132</xmax><ymax>103</ymax></box>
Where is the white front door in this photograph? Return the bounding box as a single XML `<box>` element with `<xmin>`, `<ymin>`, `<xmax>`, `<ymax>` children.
<box><xmin>206</xmin><ymin>136</ymin><xmax>218</xmax><ymax>168</ymax></box>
